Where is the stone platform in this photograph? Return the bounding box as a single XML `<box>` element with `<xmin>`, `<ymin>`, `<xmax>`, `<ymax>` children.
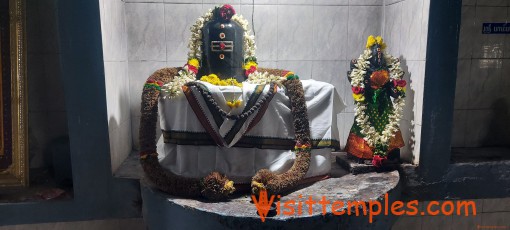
<box><xmin>335</xmin><ymin>152</ymin><xmax>401</xmax><ymax>175</ymax></box>
<box><xmin>141</xmin><ymin>169</ymin><xmax>401</xmax><ymax>230</ymax></box>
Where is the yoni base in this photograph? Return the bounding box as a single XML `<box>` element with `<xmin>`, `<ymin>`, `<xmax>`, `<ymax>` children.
<box><xmin>141</xmin><ymin>170</ymin><xmax>401</xmax><ymax>230</ymax></box>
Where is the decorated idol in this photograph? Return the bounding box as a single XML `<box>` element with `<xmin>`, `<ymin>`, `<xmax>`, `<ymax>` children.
<box><xmin>345</xmin><ymin>35</ymin><xmax>406</xmax><ymax>167</ymax></box>
<box><xmin>138</xmin><ymin>5</ymin><xmax>342</xmax><ymax>200</ymax></box>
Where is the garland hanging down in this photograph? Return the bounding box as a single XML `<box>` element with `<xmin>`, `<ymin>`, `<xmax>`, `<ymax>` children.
<box><xmin>349</xmin><ymin>35</ymin><xmax>406</xmax><ymax>158</ymax></box>
<box><xmin>140</xmin><ymin>68</ymin><xmax>235</xmax><ymax>200</ymax></box>
<box><xmin>251</xmin><ymin>76</ymin><xmax>312</xmax><ymax>196</ymax></box>
<box><xmin>140</xmin><ymin>4</ymin><xmax>314</xmax><ymax>200</ymax></box>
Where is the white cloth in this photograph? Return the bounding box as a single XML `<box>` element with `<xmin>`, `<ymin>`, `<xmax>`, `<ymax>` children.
<box><xmin>157</xmin><ymin>79</ymin><xmax>344</xmax><ymax>183</ymax></box>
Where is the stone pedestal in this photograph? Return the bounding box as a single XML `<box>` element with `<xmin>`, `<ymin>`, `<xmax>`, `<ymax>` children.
<box><xmin>141</xmin><ymin>169</ymin><xmax>401</xmax><ymax>230</ymax></box>
<box><xmin>336</xmin><ymin>152</ymin><xmax>401</xmax><ymax>175</ymax></box>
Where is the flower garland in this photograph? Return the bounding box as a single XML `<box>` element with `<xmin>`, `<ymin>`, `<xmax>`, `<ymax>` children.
<box><xmin>251</xmin><ymin>78</ymin><xmax>312</xmax><ymax>196</ymax></box>
<box><xmin>200</xmin><ymin>74</ymin><xmax>242</xmax><ymax>87</ymax></box>
<box><xmin>349</xmin><ymin>36</ymin><xmax>406</xmax><ymax>157</ymax></box>
<box><xmin>199</xmin><ymin>74</ymin><xmax>243</xmax><ymax>108</ymax></box>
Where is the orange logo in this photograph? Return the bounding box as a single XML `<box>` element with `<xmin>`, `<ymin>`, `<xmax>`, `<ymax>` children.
<box><xmin>251</xmin><ymin>192</ymin><xmax>477</xmax><ymax>223</ymax></box>
<box><xmin>251</xmin><ymin>190</ymin><xmax>274</xmax><ymax>222</ymax></box>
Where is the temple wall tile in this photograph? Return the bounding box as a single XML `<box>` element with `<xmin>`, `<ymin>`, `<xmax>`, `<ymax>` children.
<box><xmin>451</xmin><ymin>215</ymin><xmax>482</xmax><ymax>230</ymax></box>
<box><xmin>131</xmin><ymin>116</ymin><xmax>141</xmax><ymax>151</ymax></box>
<box><xmin>240</xmin><ymin>5</ymin><xmax>278</xmax><ymax>61</ymax></box>
<box><xmin>101</xmin><ymin>0</ymin><xmax>128</xmax><ymax>62</ymax></box>
<box><xmin>453</xmin><ymin>2</ymin><xmax>510</xmax><ymax>148</ymax></box>
<box><xmin>476</xmin><ymin>0</ymin><xmax>509</xmax><ymax>7</ymax></box>
<box><xmin>464</xmin><ymin>110</ymin><xmax>494</xmax><ymax>147</ymax></box>
<box><xmin>418</xmin><ymin>0</ymin><xmax>429</xmax><ymax>61</ymax></box>
<box><xmin>203</xmin><ymin>0</ymin><xmax>242</xmax><ymax>5</ymax></box>
<box><xmin>383</xmin><ymin>1</ymin><xmax>402</xmax><ymax>56</ymax></box>
<box><xmin>128</xmin><ymin>61</ymin><xmax>168</xmax><ymax>117</ymax></box>
<box><xmin>463</xmin><ymin>0</ymin><xmax>476</xmax><ymax>6</ymax></box>
<box><xmin>165</xmin><ymin>4</ymin><xmax>204</xmax><ymax>62</ymax></box>
<box><xmin>471</xmin><ymin>6</ymin><xmax>506</xmax><ymax>59</ymax></box>
<box><xmin>401</xmin><ymin>60</ymin><xmax>416</xmax><ymax>123</ymax></box>
<box><xmin>400</xmin><ymin>0</ymin><xmax>423</xmax><ymax>61</ymax></box>
<box><xmin>451</xmin><ymin>110</ymin><xmax>468</xmax><ymax>147</ymax></box>
<box><xmin>348</xmin><ymin>0</ymin><xmax>383</xmax><ymax>6</ymax></box>
<box><xmin>241</xmin><ymin>0</ymin><xmax>278</xmax><ymax>5</ymax></box>
<box><xmin>278</xmin><ymin>0</ymin><xmax>311</xmax><ymax>5</ymax></box>
<box><xmin>126</xmin><ymin>3</ymin><xmax>166</xmax><ymax>61</ymax></box>
<box><xmin>347</xmin><ymin>5</ymin><xmax>382</xmax><ymax>59</ymax></box>
<box><xmin>468</xmin><ymin>59</ymin><xmax>503</xmax><ymax>110</ymax></box>
<box><xmin>277</xmin><ymin>60</ymin><xmax>313</xmax><ymax>79</ymax></box>
<box><xmin>412</xmin><ymin>124</ymin><xmax>421</xmax><ymax>164</ymax></box>
<box><xmin>480</xmin><ymin>213</ymin><xmax>510</xmax><ymax>228</ymax></box>
<box><xmin>482</xmin><ymin>197</ymin><xmax>510</xmax><ymax>212</ymax></box>
<box><xmin>313</xmin><ymin>6</ymin><xmax>348</xmax><ymax>61</ymax></box>
<box><xmin>456</xmin><ymin>62</ymin><xmax>474</xmax><ymax>113</ymax></box>
<box><xmin>458</xmin><ymin>6</ymin><xmax>476</xmax><ymax>60</ymax></box>
<box><xmin>335</xmin><ymin>112</ymin><xmax>354</xmax><ymax>149</ymax></box>
<box><xmin>311</xmin><ymin>60</ymin><xmax>349</xmax><ymax>94</ymax></box>
<box><xmin>104</xmin><ymin>62</ymin><xmax>131</xmax><ymax>127</ymax></box>
<box><xmin>392</xmin><ymin>216</ymin><xmax>423</xmax><ymax>230</ymax></box>
<box><xmin>314</xmin><ymin>0</ymin><xmax>349</xmax><ymax>6</ymax></box>
<box><xmin>385</xmin><ymin>0</ymin><xmax>403</xmax><ymax>5</ymax></box>
<box><xmin>399</xmin><ymin>57</ymin><xmax>422</xmax><ymax>163</ymax></box>
<box><xmin>277</xmin><ymin>5</ymin><xmax>314</xmax><ymax>60</ymax></box>
<box><xmin>421</xmin><ymin>215</ymin><xmax>453</xmax><ymax>230</ymax></box>
<box><xmin>110</xmin><ymin>119</ymin><xmax>133</xmax><ymax>171</ymax></box>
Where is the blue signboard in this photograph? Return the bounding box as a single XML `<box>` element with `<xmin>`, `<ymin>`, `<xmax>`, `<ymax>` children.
<box><xmin>482</xmin><ymin>23</ymin><xmax>510</xmax><ymax>34</ymax></box>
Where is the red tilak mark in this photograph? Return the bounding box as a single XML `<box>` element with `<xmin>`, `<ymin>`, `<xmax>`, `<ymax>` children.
<box><xmin>220</xmin><ymin>42</ymin><xmax>226</xmax><ymax>50</ymax></box>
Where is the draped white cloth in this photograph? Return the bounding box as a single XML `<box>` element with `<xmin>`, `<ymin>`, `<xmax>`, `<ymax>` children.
<box><xmin>157</xmin><ymin>79</ymin><xmax>344</xmax><ymax>183</ymax></box>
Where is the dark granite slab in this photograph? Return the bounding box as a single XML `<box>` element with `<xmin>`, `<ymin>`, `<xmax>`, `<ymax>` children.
<box><xmin>141</xmin><ymin>170</ymin><xmax>401</xmax><ymax>229</ymax></box>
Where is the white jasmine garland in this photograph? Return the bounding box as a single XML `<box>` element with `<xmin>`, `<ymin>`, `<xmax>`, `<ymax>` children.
<box><xmin>246</xmin><ymin>71</ymin><xmax>284</xmax><ymax>85</ymax></box>
<box><xmin>349</xmin><ymin>50</ymin><xmax>406</xmax><ymax>154</ymax></box>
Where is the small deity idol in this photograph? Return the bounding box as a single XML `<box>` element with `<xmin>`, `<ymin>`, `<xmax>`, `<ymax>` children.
<box><xmin>345</xmin><ymin>35</ymin><xmax>407</xmax><ymax>167</ymax></box>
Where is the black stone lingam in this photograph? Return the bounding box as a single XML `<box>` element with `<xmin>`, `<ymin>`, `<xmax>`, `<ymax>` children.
<box><xmin>198</xmin><ymin>5</ymin><xmax>245</xmax><ymax>82</ymax></box>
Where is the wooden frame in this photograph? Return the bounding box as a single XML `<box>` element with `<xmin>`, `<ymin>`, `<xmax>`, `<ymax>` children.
<box><xmin>0</xmin><ymin>0</ymin><xmax>28</xmax><ymax>187</ymax></box>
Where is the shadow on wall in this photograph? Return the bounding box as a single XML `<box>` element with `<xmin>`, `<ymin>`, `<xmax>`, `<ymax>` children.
<box><xmin>483</xmin><ymin>98</ymin><xmax>510</xmax><ymax>147</ymax></box>
<box><xmin>398</xmin><ymin>56</ymin><xmax>416</xmax><ymax>164</ymax></box>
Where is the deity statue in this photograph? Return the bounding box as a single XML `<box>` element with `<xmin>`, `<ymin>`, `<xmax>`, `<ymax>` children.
<box><xmin>197</xmin><ymin>4</ymin><xmax>244</xmax><ymax>82</ymax></box>
<box><xmin>345</xmin><ymin>35</ymin><xmax>406</xmax><ymax>167</ymax></box>
<box><xmin>138</xmin><ymin>5</ymin><xmax>342</xmax><ymax>200</ymax></box>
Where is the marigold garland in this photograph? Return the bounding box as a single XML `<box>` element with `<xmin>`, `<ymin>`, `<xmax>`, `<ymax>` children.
<box><xmin>200</xmin><ymin>74</ymin><xmax>242</xmax><ymax>87</ymax></box>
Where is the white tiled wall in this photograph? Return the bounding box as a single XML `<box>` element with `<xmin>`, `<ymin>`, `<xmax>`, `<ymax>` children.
<box><xmin>383</xmin><ymin>0</ymin><xmax>429</xmax><ymax>164</ymax></box>
<box><xmin>452</xmin><ymin>0</ymin><xmax>510</xmax><ymax>148</ymax></box>
<box><xmin>101</xmin><ymin>0</ymin><xmax>430</xmax><ymax>165</ymax></box>
<box><xmin>122</xmin><ymin>0</ymin><xmax>386</xmax><ymax>152</ymax></box>
<box><xmin>99</xmin><ymin>0</ymin><xmax>133</xmax><ymax>172</ymax></box>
